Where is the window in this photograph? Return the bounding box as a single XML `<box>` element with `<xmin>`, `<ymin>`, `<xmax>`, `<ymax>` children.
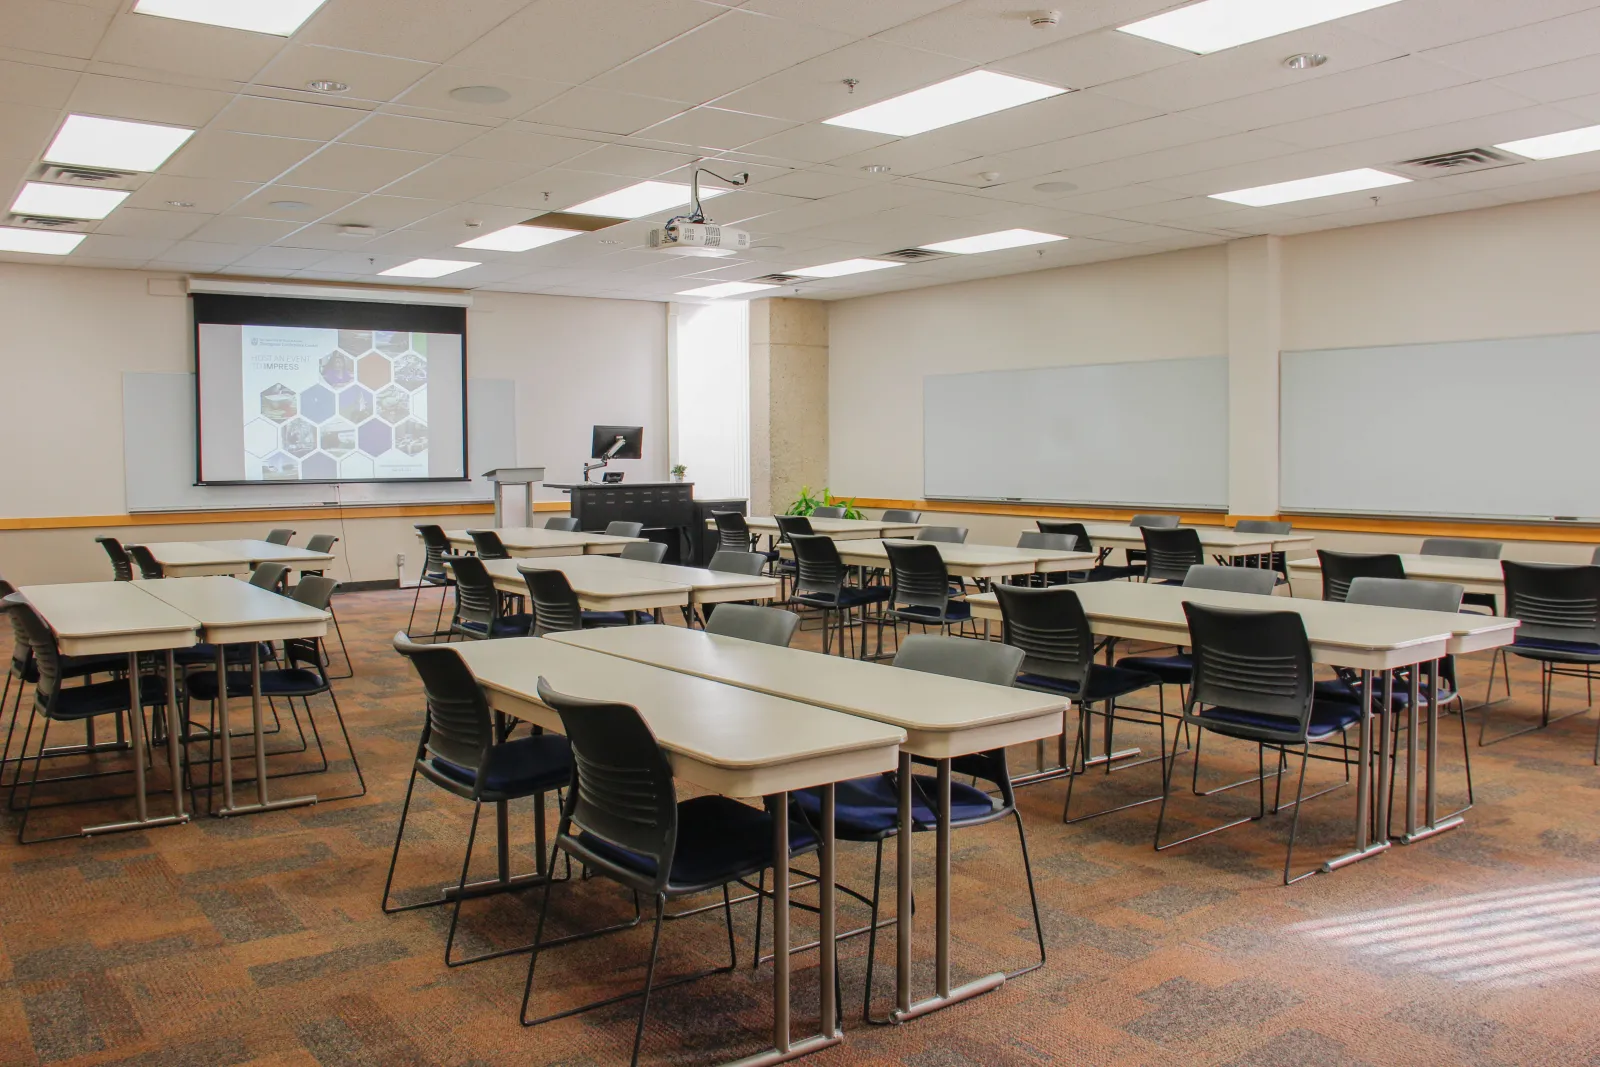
<box><xmin>669</xmin><ymin>301</ymin><xmax>749</xmax><ymax>500</ymax></box>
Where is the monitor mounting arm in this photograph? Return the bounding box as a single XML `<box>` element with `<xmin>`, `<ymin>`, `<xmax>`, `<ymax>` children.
<box><xmin>582</xmin><ymin>435</ymin><xmax>628</xmax><ymax>482</ymax></box>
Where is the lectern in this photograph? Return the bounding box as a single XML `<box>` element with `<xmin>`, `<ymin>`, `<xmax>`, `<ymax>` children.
<box><xmin>481</xmin><ymin>467</ymin><xmax>546</xmax><ymax>527</ymax></box>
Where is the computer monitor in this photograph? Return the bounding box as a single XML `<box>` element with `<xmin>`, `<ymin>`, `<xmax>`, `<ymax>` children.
<box><xmin>591</xmin><ymin>425</ymin><xmax>643</xmax><ymax>460</ymax></box>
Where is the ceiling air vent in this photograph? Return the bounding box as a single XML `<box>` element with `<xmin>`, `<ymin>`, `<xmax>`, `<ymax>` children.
<box><xmin>37</xmin><ymin>164</ymin><xmax>137</xmax><ymax>186</ymax></box>
<box><xmin>1387</xmin><ymin>147</ymin><xmax>1521</xmax><ymax>178</ymax></box>
<box><xmin>751</xmin><ymin>273</ymin><xmax>803</xmax><ymax>284</ymax></box>
<box><xmin>881</xmin><ymin>247</ymin><xmax>951</xmax><ymax>261</ymax></box>
<box><xmin>9</xmin><ymin>215</ymin><xmax>84</xmax><ymax>228</ymax></box>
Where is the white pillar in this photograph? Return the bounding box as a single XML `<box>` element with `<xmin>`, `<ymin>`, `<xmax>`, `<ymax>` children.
<box><xmin>1227</xmin><ymin>236</ymin><xmax>1282</xmax><ymax>519</ymax></box>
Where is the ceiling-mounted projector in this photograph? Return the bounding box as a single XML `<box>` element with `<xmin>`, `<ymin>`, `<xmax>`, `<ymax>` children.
<box><xmin>647</xmin><ymin>220</ymin><xmax>751</xmax><ymax>257</ymax></box>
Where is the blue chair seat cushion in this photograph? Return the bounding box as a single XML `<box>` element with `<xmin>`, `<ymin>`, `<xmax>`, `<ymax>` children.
<box><xmin>1017</xmin><ymin>664</ymin><xmax>1159</xmax><ymax>703</ymax></box>
<box><xmin>1115</xmin><ymin>652</ymin><xmax>1192</xmax><ymax>684</ymax></box>
<box><xmin>1511</xmin><ymin>637</ymin><xmax>1600</xmax><ymax>662</ymax></box>
<box><xmin>186</xmin><ymin>667</ymin><xmax>327</xmax><ymax>700</ymax></box>
<box><xmin>173</xmin><ymin>642</ymin><xmax>272</xmax><ymax>667</ymax></box>
<box><xmin>52</xmin><ymin>673</ymin><xmax>170</xmax><ymax>720</ymax></box>
<box><xmin>457</xmin><ymin>614</ymin><xmax>532</xmax><ymax>638</ymax></box>
<box><xmin>430</xmin><ymin>733</ymin><xmax>571</xmax><ymax>797</ymax></box>
<box><xmin>61</xmin><ymin>652</ymin><xmax>130</xmax><ymax>677</ymax></box>
<box><xmin>577</xmin><ymin>795</ymin><xmax>818</xmax><ymax>892</ymax></box>
<box><xmin>891</xmin><ymin>600</ymin><xmax>972</xmax><ymax>624</ymax></box>
<box><xmin>792</xmin><ymin>585</ymin><xmax>889</xmax><ymax>610</ymax></box>
<box><xmin>580</xmin><ymin>610</ymin><xmax>634</xmax><ymax>627</ymax></box>
<box><xmin>793</xmin><ymin>774</ymin><xmax>998</xmax><ymax>839</ymax></box>
<box><xmin>1315</xmin><ymin>678</ymin><xmax>1456</xmax><ymax>709</ymax></box>
<box><xmin>1196</xmin><ymin>699</ymin><xmax>1361</xmax><ymax>740</ymax></box>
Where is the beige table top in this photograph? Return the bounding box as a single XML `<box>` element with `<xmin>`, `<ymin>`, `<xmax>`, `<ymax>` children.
<box><xmin>964</xmin><ymin>582</ymin><xmax>1514</xmax><ymax>669</ymax></box>
<box><xmin>136</xmin><ymin>577</ymin><xmax>328</xmax><ymax>644</ymax></box>
<box><xmin>441</xmin><ymin>527</ymin><xmax>644</xmax><ymax>557</ymax></box>
<box><xmin>450</xmin><ymin>636</ymin><xmax>905</xmax><ymax>798</ymax></box>
<box><xmin>17</xmin><ymin>581</ymin><xmax>198</xmax><ymax>657</ymax></box>
<box><xmin>781</xmin><ymin>537</ymin><xmax>1096</xmax><ymax>578</ymax></box>
<box><xmin>738</xmin><ymin>516</ymin><xmax>926</xmax><ymax>540</ymax></box>
<box><xmin>472</xmin><ymin>557</ymin><xmax>691</xmax><ymax>613</ymax></box>
<box><xmin>1288</xmin><ymin>553</ymin><xmax>1504</xmax><ymax>592</ymax></box>
<box><xmin>550</xmin><ymin>625</ymin><xmax>1066</xmax><ymax>759</ymax></box>
<box><xmin>1079</xmin><ymin>524</ymin><xmax>1315</xmax><ymax>554</ymax></box>
<box><xmin>524</xmin><ymin>554</ymin><xmax>778</xmax><ymax>604</ymax></box>
<box><xmin>138</xmin><ymin>540</ymin><xmax>334</xmax><ymax>565</ymax></box>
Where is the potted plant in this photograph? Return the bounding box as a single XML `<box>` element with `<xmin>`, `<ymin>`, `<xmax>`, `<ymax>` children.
<box><xmin>671</xmin><ymin>463</ymin><xmax>687</xmax><ymax>482</ymax></box>
<box><xmin>784</xmin><ymin>486</ymin><xmax>863</xmax><ymax>519</ymax></box>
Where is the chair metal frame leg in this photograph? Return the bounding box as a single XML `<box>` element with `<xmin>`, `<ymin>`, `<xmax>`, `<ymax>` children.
<box><xmin>1063</xmin><ymin>699</ymin><xmax>1169</xmax><ymax>824</ymax></box>
<box><xmin>1478</xmin><ymin>658</ymin><xmax>1592</xmax><ymax>746</ymax></box>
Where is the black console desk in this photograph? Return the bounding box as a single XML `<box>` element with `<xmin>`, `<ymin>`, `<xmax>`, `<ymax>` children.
<box><xmin>547</xmin><ymin>481</ymin><xmax>697</xmax><ymax>562</ymax></box>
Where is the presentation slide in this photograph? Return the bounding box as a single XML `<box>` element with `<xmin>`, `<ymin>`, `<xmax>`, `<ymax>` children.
<box><xmin>194</xmin><ymin>294</ymin><xmax>467</xmax><ymax>484</ymax></box>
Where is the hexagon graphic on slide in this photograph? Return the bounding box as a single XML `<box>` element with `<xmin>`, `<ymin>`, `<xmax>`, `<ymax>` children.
<box><xmin>261</xmin><ymin>452</ymin><xmax>299</xmax><ymax>481</ymax></box>
<box><xmin>319</xmin><ymin>418</ymin><xmax>357</xmax><ymax>457</ymax></box>
<box><xmin>259</xmin><ymin>383</ymin><xmax>296</xmax><ymax>422</ymax></box>
<box><xmin>339</xmin><ymin>384</ymin><xmax>374</xmax><ymax>424</ymax></box>
<box><xmin>357</xmin><ymin>352</ymin><xmax>391</xmax><ymax>390</ymax></box>
<box><xmin>375</xmin><ymin>384</ymin><xmax>409</xmax><ymax>424</ymax></box>
<box><xmin>338</xmin><ymin>330</ymin><xmax>374</xmax><ymax>355</ymax></box>
<box><xmin>410</xmin><ymin>386</ymin><xmax>427</xmax><ymax>423</ymax></box>
<box><xmin>280</xmin><ymin>416</ymin><xmax>317</xmax><ymax>458</ymax></box>
<box><xmin>244</xmin><ymin>417</ymin><xmax>279</xmax><ymax>458</ymax></box>
<box><xmin>393</xmin><ymin>351</ymin><xmax>427</xmax><ymax>392</ymax></box>
<box><xmin>320</xmin><ymin>348</ymin><xmax>356</xmax><ymax>389</ymax></box>
<box><xmin>394</xmin><ymin>418</ymin><xmax>428</xmax><ymax>457</ymax></box>
<box><xmin>339</xmin><ymin>452</ymin><xmax>375</xmax><ymax>480</ymax></box>
<box><xmin>301</xmin><ymin>451</ymin><xmax>337</xmax><ymax>480</ymax></box>
<box><xmin>299</xmin><ymin>383</ymin><xmax>335</xmax><ymax>423</ymax></box>
<box><xmin>374</xmin><ymin>331</ymin><xmax>411</xmax><ymax>357</ymax></box>
<box><xmin>358</xmin><ymin>418</ymin><xmax>392</xmax><ymax>457</ymax></box>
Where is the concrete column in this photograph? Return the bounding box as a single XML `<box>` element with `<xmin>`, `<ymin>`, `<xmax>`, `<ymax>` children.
<box><xmin>1227</xmin><ymin>236</ymin><xmax>1282</xmax><ymax>518</ymax></box>
<box><xmin>749</xmin><ymin>298</ymin><xmax>828</xmax><ymax>515</ymax></box>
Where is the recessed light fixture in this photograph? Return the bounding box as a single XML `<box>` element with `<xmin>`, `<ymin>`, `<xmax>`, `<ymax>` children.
<box><xmin>0</xmin><ymin>226</ymin><xmax>85</xmax><ymax>255</ymax></box>
<box><xmin>165</xmin><ymin>200</ymin><xmax>196</xmax><ymax>208</ymax></box>
<box><xmin>1118</xmin><ymin>0</ymin><xmax>1404</xmax><ymax>55</ymax></box>
<box><xmin>12</xmin><ymin>182</ymin><xmax>130</xmax><ymax>220</ymax></box>
<box><xmin>920</xmin><ymin>229</ymin><xmax>1067</xmax><ymax>255</ymax></box>
<box><xmin>44</xmin><ymin>114</ymin><xmax>195</xmax><ymax>172</ymax></box>
<box><xmin>132</xmin><ymin>0</ymin><xmax>329</xmax><ymax>36</ymax></box>
<box><xmin>676</xmin><ymin>281</ymin><xmax>779</xmax><ymax>298</ymax></box>
<box><xmin>269</xmin><ymin>199</ymin><xmax>313</xmax><ymax>212</ymax></box>
<box><xmin>791</xmin><ymin>258</ymin><xmax>902</xmax><ymax>278</ymax></box>
<box><xmin>1495</xmin><ymin>123</ymin><xmax>1600</xmax><ymax>160</ymax></box>
<box><xmin>1210</xmin><ymin>167</ymin><xmax>1409</xmax><ymax>206</ymax></box>
<box><xmin>458</xmin><ymin>224</ymin><xmax>582</xmax><ymax>251</ymax></box>
<box><xmin>1283</xmin><ymin>52</ymin><xmax>1328</xmax><ymax>69</ymax></box>
<box><xmin>379</xmin><ymin>258</ymin><xmax>479</xmax><ymax>278</ymax></box>
<box><xmin>1032</xmin><ymin>180</ymin><xmax>1077</xmax><ymax>193</ymax></box>
<box><xmin>306</xmin><ymin>80</ymin><xmax>348</xmax><ymax>94</ymax></box>
<box><xmin>566</xmin><ymin>180</ymin><xmax>727</xmax><ymax>219</ymax></box>
<box><xmin>823</xmin><ymin>70</ymin><xmax>1067</xmax><ymax>137</ymax></box>
<box><xmin>449</xmin><ymin>85</ymin><xmax>512</xmax><ymax>105</ymax></box>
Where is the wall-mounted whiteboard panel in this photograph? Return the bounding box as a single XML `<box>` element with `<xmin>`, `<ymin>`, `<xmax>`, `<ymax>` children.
<box><xmin>124</xmin><ymin>372</ymin><xmax>515</xmax><ymax>512</ymax></box>
<box><xmin>923</xmin><ymin>356</ymin><xmax>1229</xmax><ymax>509</ymax></box>
<box><xmin>1282</xmin><ymin>333</ymin><xmax>1600</xmax><ymax>520</ymax></box>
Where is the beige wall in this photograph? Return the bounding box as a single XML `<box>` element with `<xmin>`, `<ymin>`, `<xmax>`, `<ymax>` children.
<box><xmin>0</xmin><ymin>263</ymin><xmax>664</xmax><ymax>585</ymax></box>
<box><xmin>749</xmin><ymin>297</ymin><xmax>829</xmax><ymax>516</ymax></box>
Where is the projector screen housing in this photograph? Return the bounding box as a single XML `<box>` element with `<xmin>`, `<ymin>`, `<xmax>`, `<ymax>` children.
<box><xmin>193</xmin><ymin>293</ymin><xmax>468</xmax><ymax>485</ymax></box>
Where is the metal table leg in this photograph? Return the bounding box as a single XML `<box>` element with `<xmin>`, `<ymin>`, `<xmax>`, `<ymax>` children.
<box><xmin>1403</xmin><ymin>657</ymin><xmax>1462</xmax><ymax>844</ymax></box>
<box><xmin>84</xmin><ymin>649</ymin><xmax>189</xmax><ymax>836</ymax></box>
<box><xmin>216</xmin><ymin>643</ymin><xmax>316</xmax><ymax>817</ymax></box>
<box><xmin>1324</xmin><ymin>668</ymin><xmax>1390</xmax><ymax>871</ymax></box>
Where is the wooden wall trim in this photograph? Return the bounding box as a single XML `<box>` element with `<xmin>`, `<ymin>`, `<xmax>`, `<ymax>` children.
<box><xmin>851</xmin><ymin>498</ymin><xmax>1600</xmax><ymax>544</ymax></box>
<box><xmin>0</xmin><ymin>499</ymin><xmax>568</xmax><ymax>532</ymax></box>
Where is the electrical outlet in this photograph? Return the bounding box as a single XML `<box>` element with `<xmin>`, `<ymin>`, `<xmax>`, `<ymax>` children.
<box><xmin>396</xmin><ymin>553</ymin><xmax>406</xmax><ymax>568</ymax></box>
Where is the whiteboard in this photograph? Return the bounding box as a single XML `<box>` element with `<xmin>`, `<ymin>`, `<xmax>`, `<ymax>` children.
<box><xmin>123</xmin><ymin>372</ymin><xmax>515</xmax><ymax>512</ymax></box>
<box><xmin>1281</xmin><ymin>332</ymin><xmax>1600</xmax><ymax>520</ymax></box>
<box><xmin>923</xmin><ymin>356</ymin><xmax>1229</xmax><ymax>509</ymax></box>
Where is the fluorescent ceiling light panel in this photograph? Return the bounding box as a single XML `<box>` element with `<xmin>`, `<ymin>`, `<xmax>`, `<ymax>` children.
<box><xmin>824</xmin><ymin>70</ymin><xmax>1066</xmax><ymax>137</ymax></box>
<box><xmin>676</xmin><ymin>281</ymin><xmax>778</xmax><ymax>298</ymax></box>
<box><xmin>379</xmin><ymin>258</ymin><xmax>479</xmax><ymax>278</ymax></box>
<box><xmin>1209</xmin><ymin>167</ymin><xmax>1408</xmax><ymax>206</ymax></box>
<box><xmin>12</xmin><ymin>182</ymin><xmax>130</xmax><ymax>220</ymax></box>
<box><xmin>0</xmin><ymin>227</ymin><xmax>85</xmax><ymax>255</ymax></box>
<box><xmin>791</xmin><ymin>259</ymin><xmax>902</xmax><ymax>278</ymax></box>
<box><xmin>44</xmin><ymin>114</ymin><xmax>195</xmax><ymax>172</ymax></box>
<box><xmin>1495</xmin><ymin>123</ymin><xmax>1600</xmax><ymax>160</ymax></box>
<box><xmin>1118</xmin><ymin>0</ymin><xmax>1405</xmax><ymax>55</ymax></box>
<box><xmin>457</xmin><ymin>224</ymin><xmax>582</xmax><ymax>251</ymax></box>
<box><xmin>920</xmin><ymin>228</ymin><xmax>1067</xmax><ymax>254</ymax></box>
<box><xmin>132</xmin><ymin>0</ymin><xmax>329</xmax><ymax>35</ymax></box>
<box><xmin>566</xmin><ymin>181</ymin><xmax>726</xmax><ymax>219</ymax></box>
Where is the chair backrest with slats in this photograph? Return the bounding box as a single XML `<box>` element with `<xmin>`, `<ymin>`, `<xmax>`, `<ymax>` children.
<box><xmin>415</xmin><ymin>525</ymin><xmax>453</xmax><ymax>581</ymax></box>
<box><xmin>4</xmin><ymin>595</ymin><xmax>61</xmax><ymax>712</ymax></box>
<box><xmin>1183</xmin><ymin>603</ymin><xmax>1314</xmax><ymax>737</ymax></box>
<box><xmin>305</xmin><ymin>533</ymin><xmax>338</xmax><ymax>554</ymax></box>
<box><xmin>1420</xmin><ymin>537</ymin><xmax>1502</xmax><ymax>560</ymax></box>
<box><xmin>393</xmin><ymin>633</ymin><xmax>494</xmax><ymax>772</ymax></box>
<box><xmin>1317</xmin><ymin>551</ymin><xmax>1405</xmax><ymax>602</ymax></box>
<box><xmin>537</xmin><ymin>677</ymin><xmax>677</xmax><ymax>890</ymax></box>
<box><xmin>1018</xmin><ymin>531</ymin><xmax>1077</xmax><ymax>552</ymax></box>
<box><xmin>449</xmin><ymin>555</ymin><xmax>501</xmax><ymax>635</ymax></box>
<box><xmin>886</xmin><ymin>541</ymin><xmax>951</xmax><ymax>617</ymax></box>
<box><xmin>1142</xmin><ymin>527</ymin><xmax>1204</xmax><ymax>583</ymax></box>
<box><xmin>705</xmin><ymin>604</ymin><xmax>799</xmax><ymax>646</ymax></box>
<box><xmin>1347</xmin><ymin>576</ymin><xmax>1463</xmax><ymax>614</ymax></box>
<box><xmin>1234</xmin><ymin>519</ymin><xmax>1292</xmax><ymax>535</ymax></box>
<box><xmin>287</xmin><ymin>576</ymin><xmax>338</xmax><ymax>675</ymax></box>
<box><xmin>788</xmin><ymin>533</ymin><xmax>845</xmax><ymax>603</ymax></box>
<box><xmin>712</xmin><ymin>511</ymin><xmax>751</xmax><ymax>552</ymax></box>
<box><xmin>128</xmin><ymin>545</ymin><xmax>165</xmax><ymax>579</ymax></box>
<box><xmin>773</xmin><ymin>514</ymin><xmax>812</xmax><ymax>542</ymax></box>
<box><xmin>544</xmin><ymin>516</ymin><xmax>580</xmax><ymax>532</ymax></box>
<box><xmin>893</xmin><ymin>634</ymin><xmax>1025</xmax><ymax>803</ymax></box>
<box><xmin>1183</xmin><ymin>564</ymin><xmax>1276</xmax><ymax>596</ymax></box>
<box><xmin>96</xmin><ymin>536</ymin><xmax>133</xmax><ymax>581</ymax></box>
<box><xmin>249</xmin><ymin>562</ymin><xmax>291</xmax><ymax>593</ymax></box>
<box><xmin>1503</xmin><ymin>562</ymin><xmax>1600</xmax><ymax>647</ymax></box>
<box><xmin>522</xmin><ymin>567</ymin><xmax>583</xmax><ymax>635</ymax></box>
<box><xmin>881</xmin><ymin>509</ymin><xmax>921</xmax><ymax>523</ymax></box>
<box><xmin>916</xmin><ymin>526</ymin><xmax>967</xmax><ymax>543</ymax></box>
<box><xmin>994</xmin><ymin>585</ymin><xmax>1093</xmax><ymax>689</ymax></box>
<box><xmin>467</xmin><ymin>529</ymin><xmax>510</xmax><ymax>560</ymax></box>
<box><xmin>708</xmin><ymin>550</ymin><xmax>765</xmax><ymax>576</ymax></box>
<box><xmin>1</xmin><ymin>582</ymin><xmax>32</xmax><ymax>677</ymax></box>
<box><xmin>621</xmin><ymin>541</ymin><xmax>668</xmax><ymax>564</ymax></box>
<box><xmin>1130</xmin><ymin>514</ymin><xmax>1180</xmax><ymax>528</ymax></box>
<box><xmin>605</xmin><ymin>521</ymin><xmax>644</xmax><ymax>538</ymax></box>
<box><xmin>265</xmin><ymin>528</ymin><xmax>295</xmax><ymax>545</ymax></box>
<box><xmin>1038</xmin><ymin>520</ymin><xmax>1093</xmax><ymax>553</ymax></box>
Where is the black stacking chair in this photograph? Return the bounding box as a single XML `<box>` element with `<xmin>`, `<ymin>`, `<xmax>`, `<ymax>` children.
<box><xmin>606</xmin><ymin>521</ymin><xmax>644</xmax><ymax>538</ymax></box>
<box><xmin>409</xmin><ymin>524</ymin><xmax>456</xmax><ymax>638</ymax></box>
<box><xmin>704</xmin><ymin>604</ymin><xmax>800</xmax><ymax>646</ymax></box>
<box><xmin>1017</xmin><ymin>532</ymin><xmax>1078</xmax><ymax>587</ymax></box>
<box><xmin>916</xmin><ymin>526</ymin><xmax>967</xmax><ymax>544</ymax></box>
<box><xmin>467</xmin><ymin>529</ymin><xmax>511</xmax><ymax>560</ymax></box>
<box><xmin>522</xmin><ymin>568</ymin><xmax>632</xmax><ymax>636</ymax></box>
<box><xmin>699</xmin><ymin>551</ymin><xmax>772</xmax><ymax>627</ymax></box>
<box><xmin>1485</xmin><ymin>562</ymin><xmax>1600</xmax><ymax>752</ymax></box>
<box><xmin>544</xmin><ymin>517</ymin><xmax>580</xmax><ymax>532</ymax></box>
<box><xmin>249</xmin><ymin>561</ymin><xmax>291</xmax><ymax>594</ymax></box>
<box><xmin>1317</xmin><ymin>550</ymin><xmax>1404</xmax><ymax>602</ymax></box>
<box><xmin>1155</xmin><ymin>602</ymin><xmax>1363</xmax><ymax>884</ymax></box>
<box><xmin>449</xmin><ymin>556</ymin><xmax>530</xmax><ymax>640</ymax></box>
<box><xmin>298</xmin><ymin>534</ymin><xmax>350</xmax><ymax>678</ymax></box>
<box><xmin>711</xmin><ymin>511</ymin><xmax>757</xmax><ymax>552</ymax></box>
<box><xmin>96</xmin><ymin>536</ymin><xmax>133</xmax><ymax>580</ymax></box>
<box><xmin>790</xmin><ymin>635</ymin><xmax>1044</xmax><ymax>1023</ymax></box>
<box><xmin>881</xmin><ymin>509</ymin><xmax>921</xmax><ymax>522</ymax></box>
<box><xmin>1422</xmin><ymin>536</ymin><xmax>1502</xmax><ymax>613</ymax></box>
<box><xmin>385</xmin><ymin>634</ymin><xmax>574</xmax><ymax>966</ymax></box>
<box><xmin>4</xmin><ymin>595</ymin><xmax>170</xmax><ymax>844</ymax></box>
<box><xmin>811</xmin><ymin>505</ymin><xmax>846</xmax><ymax>518</ymax></box>
<box><xmin>772</xmin><ymin>515</ymin><xmax>812</xmax><ymax>595</ymax></box>
<box><xmin>993</xmin><ymin>585</ymin><xmax>1162</xmax><ymax>810</ymax></box>
<box><xmin>1227</xmin><ymin>519</ymin><xmax>1293</xmax><ymax>583</ymax></box>
<box><xmin>520</xmin><ymin>678</ymin><xmax>818</xmax><ymax>1065</ymax></box>
<box><xmin>1125</xmin><ymin>514</ymin><xmax>1178</xmax><ymax>576</ymax></box>
<box><xmin>621</xmin><ymin>541</ymin><xmax>668</xmax><ymax>564</ymax></box>
<box><xmin>1041</xmin><ymin>520</ymin><xmax>1134</xmax><ymax>582</ymax></box>
<box><xmin>1140</xmin><ymin>527</ymin><xmax>1204</xmax><ymax>584</ymax></box>
<box><xmin>787</xmin><ymin>533</ymin><xmax>889</xmax><ymax>657</ymax></box>
<box><xmin>880</xmin><ymin>541</ymin><xmax>971</xmax><ymax>650</ymax></box>
<box><xmin>128</xmin><ymin>545</ymin><xmax>164</xmax><ymax>579</ymax></box>
<box><xmin>1118</xmin><ymin>564</ymin><xmax>1278</xmax><ymax>704</ymax></box>
<box><xmin>265</xmin><ymin>528</ymin><xmax>295</xmax><ymax>545</ymax></box>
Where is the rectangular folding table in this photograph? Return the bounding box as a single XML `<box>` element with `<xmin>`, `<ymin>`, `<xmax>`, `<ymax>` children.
<box><xmin>134</xmin><ymin>539</ymin><xmax>336</xmax><ymax>577</ymax></box>
<box><xmin>441</xmin><ymin>527</ymin><xmax>644</xmax><ymax>557</ymax></box>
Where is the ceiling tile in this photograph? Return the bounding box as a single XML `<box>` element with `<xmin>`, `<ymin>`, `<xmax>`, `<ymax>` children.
<box><xmin>161</xmin><ymin>239</ymin><xmax>255</xmax><ymax>266</ymax></box>
<box><xmin>1494</xmin><ymin>53</ymin><xmax>1600</xmax><ymax>104</ymax></box>
<box><xmin>736</xmin><ymin>122</ymin><xmax>896</xmax><ymax>165</ymax></box>
<box><xmin>186</xmin><ymin>216</ymin><xmax>307</xmax><ymax>245</ymax></box>
<box><xmin>0</xmin><ymin>102</ymin><xmax>61</xmax><ymax>161</ymax></box>
<box><xmin>226</xmin><ymin>185</ymin><xmax>360</xmax><ymax>222</ymax></box>
<box><xmin>523</xmin><ymin>87</ymin><xmax>688</xmax><ymax>136</ymax></box>
<box><xmin>299</xmin><ymin>0</ymin><xmax>533</xmax><ymax>64</ymax></box>
<box><xmin>218</xmin><ymin>96</ymin><xmax>366</xmax><ymax>140</ymax></box>
<box><xmin>0</xmin><ymin>59</ymin><xmax>80</xmax><ymax>109</ymax></box>
<box><xmin>253</xmin><ymin>45</ymin><xmax>435</xmax><ymax>104</ymax></box>
<box><xmin>477</xmin><ymin>167</ymin><xmax>647</xmax><ymax>211</ymax></box>
<box><xmin>123</xmin><ymin>175</ymin><xmax>260</xmax><ymax>214</ymax></box>
<box><xmin>0</xmin><ymin>0</ymin><xmax>112</xmax><ymax>61</ymax></box>
<box><xmin>335</xmin><ymin>194</ymin><xmax>454</xmax><ymax>229</ymax></box>
<box><xmin>92</xmin><ymin>206</ymin><xmax>210</xmax><ymax>240</ymax></box>
<box><xmin>277</xmin><ymin>142</ymin><xmax>434</xmax><ymax>193</ymax></box>
<box><xmin>992</xmin><ymin>27</ymin><xmax>1185</xmax><ymax>90</ymax></box>
<box><xmin>1420</xmin><ymin>7</ymin><xmax>1600</xmax><ymax>80</ymax></box>
<box><xmin>451</xmin><ymin>0</ymin><xmax>724</xmax><ymax>84</ymax></box>
<box><xmin>395</xmin><ymin>66</ymin><xmax>571</xmax><ymax>120</ymax></box>
<box><xmin>564</xmin><ymin>143</ymin><xmax>698</xmax><ymax>179</ymax></box>
<box><xmin>750</xmin><ymin>169</ymin><xmax>875</xmax><ymax>199</ymax></box>
<box><xmin>1262</xmin><ymin>81</ymin><xmax>1547</xmax><ymax>150</ymax></box>
<box><xmin>407</xmin><ymin>201</ymin><xmax>546</xmax><ymax>233</ymax></box>
<box><xmin>637</xmin><ymin>107</ymin><xmax>797</xmax><ymax>152</ymax></box>
<box><xmin>1182</xmin><ymin>56</ymin><xmax>1475</xmax><ymax>135</ymax></box>
<box><xmin>339</xmin><ymin>113</ymin><xmax>489</xmax><ymax>154</ymax></box>
<box><xmin>938</xmin><ymin>90</ymin><xmax>1160</xmax><ymax>156</ymax></box>
<box><xmin>454</xmin><ymin>124</ymin><xmax>599</xmax><ymax>166</ymax></box>
<box><xmin>230</xmin><ymin>245</ymin><xmax>330</xmax><ymax>270</ymax></box>
<box><xmin>740</xmin><ymin>0</ymin><xmax>959</xmax><ymax>36</ymax></box>
<box><xmin>1340</xmin><ymin>0</ymin><xmax>1600</xmax><ymax>53</ymax></box>
<box><xmin>93</xmin><ymin>13</ymin><xmax>284</xmax><ymax>84</ymax></box>
<box><xmin>713</xmin><ymin>39</ymin><xmax>970</xmax><ymax>124</ymax></box>
<box><xmin>72</xmin><ymin>233</ymin><xmax>176</xmax><ymax>261</ymax></box>
<box><xmin>376</xmin><ymin>154</ymin><xmax>533</xmax><ymax>201</ymax></box>
<box><xmin>66</xmin><ymin>73</ymin><xmax>231</xmax><ymax>128</ymax></box>
<box><xmin>164</xmin><ymin>131</ymin><xmax>319</xmax><ymax>183</ymax></box>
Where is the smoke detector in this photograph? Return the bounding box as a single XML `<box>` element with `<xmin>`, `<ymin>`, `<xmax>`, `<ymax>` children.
<box><xmin>1029</xmin><ymin>10</ymin><xmax>1060</xmax><ymax>27</ymax></box>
